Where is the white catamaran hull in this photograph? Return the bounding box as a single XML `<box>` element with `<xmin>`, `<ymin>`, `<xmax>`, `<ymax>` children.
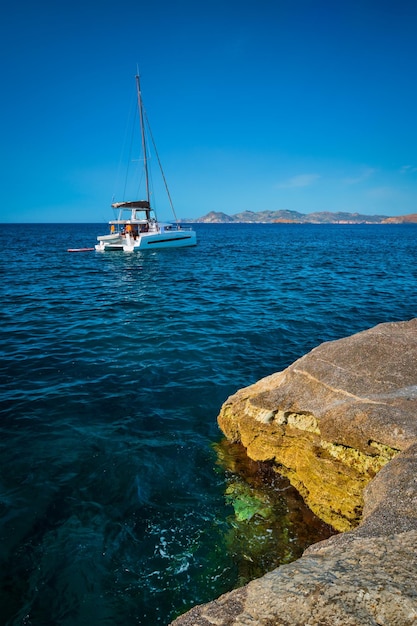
<box><xmin>95</xmin><ymin>229</ymin><xmax>197</xmax><ymax>252</ymax></box>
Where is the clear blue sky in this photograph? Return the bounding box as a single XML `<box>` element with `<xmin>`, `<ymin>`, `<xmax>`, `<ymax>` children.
<box><xmin>2</xmin><ymin>0</ymin><xmax>416</xmax><ymax>222</ymax></box>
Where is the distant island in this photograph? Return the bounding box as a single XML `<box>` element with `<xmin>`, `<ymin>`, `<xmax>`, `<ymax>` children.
<box><xmin>185</xmin><ymin>210</ymin><xmax>417</xmax><ymax>224</ymax></box>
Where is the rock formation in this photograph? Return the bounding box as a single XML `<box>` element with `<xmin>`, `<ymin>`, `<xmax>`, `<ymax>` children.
<box><xmin>192</xmin><ymin>210</ymin><xmax>417</xmax><ymax>224</ymax></box>
<box><xmin>171</xmin><ymin>319</ymin><xmax>417</xmax><ymax>625</ymax></box>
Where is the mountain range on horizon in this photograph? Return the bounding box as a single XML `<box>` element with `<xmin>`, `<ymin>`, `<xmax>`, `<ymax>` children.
<box><xmin>188</xmin><ymin>210</ymin><xmax>417</xmax><ymax>224</ymax></box>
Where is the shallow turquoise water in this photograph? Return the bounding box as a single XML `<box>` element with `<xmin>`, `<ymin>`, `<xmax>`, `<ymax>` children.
<box><xmin>1</xmin><ymin>222</ymin><xmax>417</xmax><ymax>624</ymax></box>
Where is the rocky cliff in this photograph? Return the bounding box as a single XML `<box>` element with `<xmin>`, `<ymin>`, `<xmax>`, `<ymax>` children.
<box><xmin>171</xmin><ymin>319</ymin><xmax>417</xmax><ymax>625</ymax></box>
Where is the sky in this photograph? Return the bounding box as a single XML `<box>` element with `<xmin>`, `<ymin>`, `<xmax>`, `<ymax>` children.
<box><xmin>1</xmin><ymin>0</ymin><xmax>417</xmax><ymax>222</ymax></box>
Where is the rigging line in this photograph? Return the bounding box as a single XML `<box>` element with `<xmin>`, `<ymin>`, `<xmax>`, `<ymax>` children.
<box><xmin>135</xmin><ymin>167</ymin><xmax>146</xmax><ymax>199</ymax></box>
<box><xmin>144</xmin><ymin>109</ymin><xmax>179</xmax><ymax>225</ymax></box>
<box><xmin>147</xmin><ymin>157</ymin><xmax>157</xmax><ymax>215</ymax></box>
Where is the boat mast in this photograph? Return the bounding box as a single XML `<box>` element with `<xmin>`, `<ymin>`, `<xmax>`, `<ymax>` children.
<box><xmin>136</xmin><ymin>73</ymin><xmax>150</xmax><ymax>206</ymax></box>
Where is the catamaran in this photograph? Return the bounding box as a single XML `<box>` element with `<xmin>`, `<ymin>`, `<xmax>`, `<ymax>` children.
<box><xmin>95</xmin><ymin>74</ymin><xmax>197</xmax><ymax>252</ymax></box>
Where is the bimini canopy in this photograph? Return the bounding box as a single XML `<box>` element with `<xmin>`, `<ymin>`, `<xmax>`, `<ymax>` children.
<box><xmin>111</xmin><ymin>200</ymin><xmax>150</xmax><ymax>209</ymax></box>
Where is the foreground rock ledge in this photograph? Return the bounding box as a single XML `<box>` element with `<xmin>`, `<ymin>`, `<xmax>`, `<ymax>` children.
<box><xmin>171</xmin><ymin>319</ymin><xmax>417</xmax><ymax>625</ymax></box>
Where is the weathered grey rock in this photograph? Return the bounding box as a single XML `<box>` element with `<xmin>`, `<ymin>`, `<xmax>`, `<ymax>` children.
<box><xmin>171</xmin><ymin>531</ymin><xmax>417</xmax><ymax>625</ymax></box>
<box><xmin>217</xmin><ymin>318</ymin><xmax>417</xmax><ymax>530</ymax></box>
<box><xmin>171</xmin><ymin>319</ymin><xmax>417</xmax><ymax>625</ymax></box>
<box><xmin>220</xmin><ymin>318</ymin><xmax>417</xmax><ymax>451</ymax></box>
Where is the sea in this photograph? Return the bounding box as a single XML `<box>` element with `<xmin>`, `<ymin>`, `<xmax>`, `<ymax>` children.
<box><xmin>1</xmin><ymin>222</ymin><xmax>417</xmax><ymax>625</ymax></box>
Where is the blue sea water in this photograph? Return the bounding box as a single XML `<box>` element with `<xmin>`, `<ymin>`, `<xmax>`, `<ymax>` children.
<box><xmin>1</xmin><ymin>222</ymin><xmax>417</xmax><ymax>625</ymax></box>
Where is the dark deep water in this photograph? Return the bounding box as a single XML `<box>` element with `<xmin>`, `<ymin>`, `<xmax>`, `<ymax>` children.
<box><xmin>1</xmin><ymin>222</ymin><xmax>417</xmax><ymax>625</ymax></box>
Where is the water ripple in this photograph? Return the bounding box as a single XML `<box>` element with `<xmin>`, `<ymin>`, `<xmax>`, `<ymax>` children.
<box><xmin>1</xmin><ymin>223</ymin><xmax>417</xmax><ymax>624</ymax></box>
